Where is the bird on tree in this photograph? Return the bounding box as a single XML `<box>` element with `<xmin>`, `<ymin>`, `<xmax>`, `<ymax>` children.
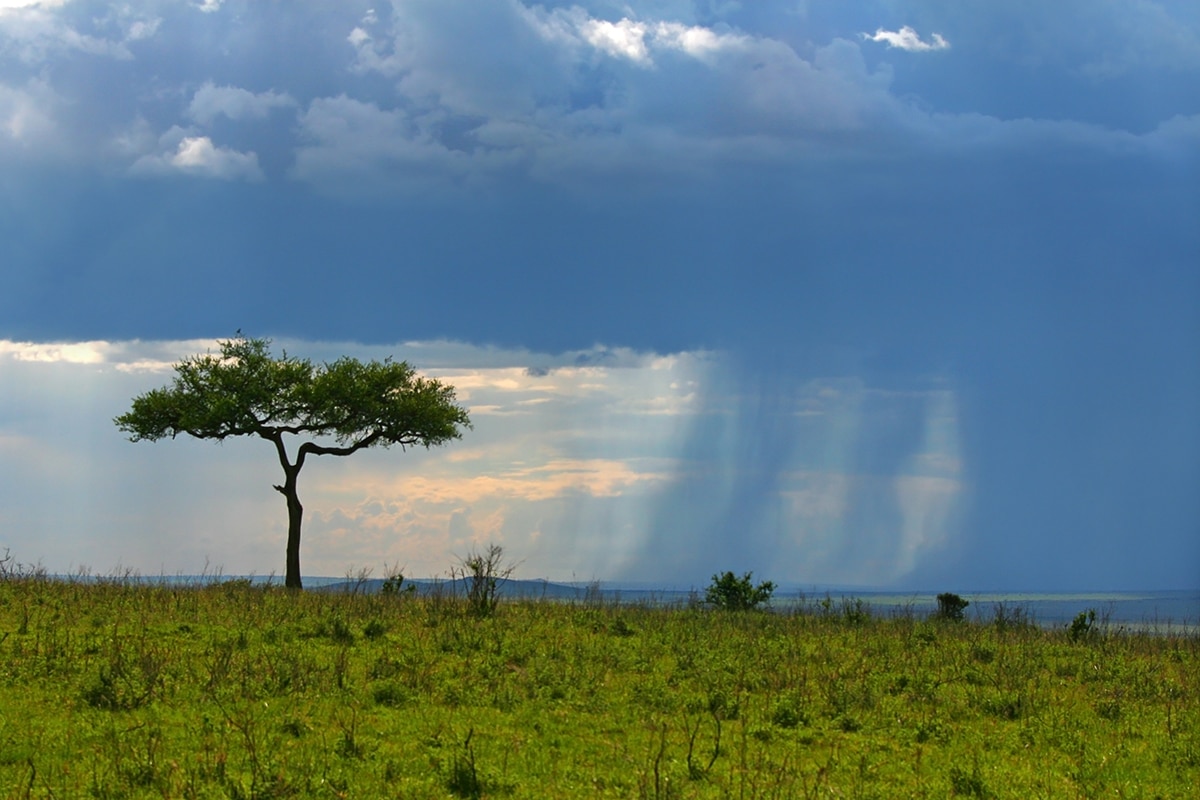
<box><xmin>115</xmin><ymin>334</ymin><xmax>471</xmax><ymax>589</ymax></box>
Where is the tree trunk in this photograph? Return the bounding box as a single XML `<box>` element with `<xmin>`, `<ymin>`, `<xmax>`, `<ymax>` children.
<box><xmin>283</xmin><ymin>482</ymin><xmax>304</xmax><ymax>590</ymax></box>
<box><xmin>271</xmin><ymin>434</ymin><xmax>305</xmax><ymax>590</ymax></box>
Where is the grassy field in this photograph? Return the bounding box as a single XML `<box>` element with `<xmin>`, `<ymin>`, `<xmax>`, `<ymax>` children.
<box><xmin>0</xmin><ymin>575</ymin><xmax>1196</xmax><ymax>799</ymax></box>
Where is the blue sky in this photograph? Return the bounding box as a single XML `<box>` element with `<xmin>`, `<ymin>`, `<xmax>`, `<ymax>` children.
<box><xmin>1</xmin><ymin>0</ymin><xmax>1197</xmax><ymax>590</ymax></box>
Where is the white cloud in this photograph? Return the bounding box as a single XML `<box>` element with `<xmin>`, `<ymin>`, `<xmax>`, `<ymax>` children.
<box><xmin>651</xmin><ymin>20</ymin><xmax>740</xmax><ymax>59</ymax></box>
<box><xmin>582</xmin><ymin>18</ymin><xmax>650</xmax><ymax>63</ymax></box>
<box><xmin>535</xmin><ymin>11</ymin><xmax>746</xmax><ymax>66</ymax></box>
<box><xmin>131</xmin><ymin>129</ymin><xmax>263</xmax><ymax>181</ymax></box>
<box><xmin>863</xmin><ymin>26</ymin><xmax>950</xmax><ymax>52</ymax></box>
<box><xmin>167</xmin><ymin>135</ymin><xmax>259</xmax><ymax>177</ymax></box>
<box><xmin>187</xmin><ymin>82</ymin><xmax>296</xmax><ymax>125</ymax></box>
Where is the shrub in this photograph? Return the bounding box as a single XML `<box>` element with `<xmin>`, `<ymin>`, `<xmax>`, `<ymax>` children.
<box><xmin>935</xmin><ymin>592</ymin><xmax>969</xmax><ymax>622</ymax></box>
<box><xmin>770</xmin><ymin>691</ymin><xmax>809</xmax><ymax>729</ymax></box>
<box><xmin>381</xmin><ymin>562</ymin><xmax>415</xmax><ymax>597</ymax></box>
<box><xmin>1069</xmin><ymin>608</ymin><xmax>1098</xmax><ymax>642</ymax></box>
<box><xmin>704</xmin><ymin>571</ymin><xmax>776</xmax><ymax>611</ymax></box>
<box><xmin>453</xmin><ymin>544</ymin><xmax>517</xmax><ymax>618</ymax></box>
<box><xmin>372</xmin><ymin>681</ymin><xmax>411</xmax><ymax>708</ymax></box>
<box><xmin>841</xmin><ymin>597</ymin><xmax>871</xmax><ymax>625</ymax></box>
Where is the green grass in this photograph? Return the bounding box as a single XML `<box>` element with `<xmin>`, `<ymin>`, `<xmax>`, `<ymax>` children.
<box><xmin>0</xmin><ymin>576</ymin><xmax>1196</xmax><ymax>798</ymax></box>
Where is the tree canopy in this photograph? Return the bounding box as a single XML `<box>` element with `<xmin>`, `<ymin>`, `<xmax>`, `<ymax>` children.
<box><xmin>115</xmin><ymin>335</ymin><xmax>471</xmax><ymax>588</ymax></box>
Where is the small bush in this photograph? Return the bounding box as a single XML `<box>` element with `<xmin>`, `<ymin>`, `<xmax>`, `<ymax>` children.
<box><xmin>453</xmin><ymin>544</ymin><xmax>517</xmax><ymax>618</ymax></box>
<box><xmin>610</xmin><ymin>617</ymin><xmax>636</xmax><ymax>637</ymax></box>
<box><xmin>372</xmin><ymin>682</ymin><xmax>411</xmax><ymax>708</ymax></box>
<box><xmin>1069</xmin><ymin>609</ymin><xmax>1097</xmax><ymax>643</ymax></box>
<box><xmin>704</xmin><ymin>571</ymin><xmax>775</xmax><ymax>611</ymax></box>
<box><xmin>770</xmin><ymin>694</ymin><xmax>809</xmax><ymax>729</ymax></box>
<box><xmin>935</xmin><ymin>592</ymin><xmax>969</xmax><ymax>622</ymax></box>
<box><xmin>841</xmin><ymin>597</ymin><xmax>870</xmax><ymax>625</ymax></box>
<box><xmin>381</xmin><ymin>563</ymin><xmax>415</xmax><ymax>597</ymax></box>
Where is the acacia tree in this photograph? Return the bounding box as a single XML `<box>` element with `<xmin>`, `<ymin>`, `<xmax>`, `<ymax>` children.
<box><xmin>115</xmin><ymin>335</ymin><xmax>471</xmax><ymax>589</ymax></box>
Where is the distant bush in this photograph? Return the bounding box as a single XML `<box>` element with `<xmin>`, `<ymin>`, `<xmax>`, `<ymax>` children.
<box><xmin>453</xmin><ymin>544</ymin><xmax>517</xmax><ymax>618</ymax></box>
<box><xmin>1070</xmin><ymin>609</ymin><xmax>1098</xmax><ymax>643</ymax></box>
<box><xmin>381</xmin><ymin>562</ymin><xmax>416</xmax><ymax>597</ymax></box>
<box><xmin>704</xmin><ymin>571</ymin><xmax>775</xmax><ymax>611</ymax></box>
<box><xmin>935</xmin><ymin>592</ymin><xmax>970</xmax><ymax>622</ymax></box>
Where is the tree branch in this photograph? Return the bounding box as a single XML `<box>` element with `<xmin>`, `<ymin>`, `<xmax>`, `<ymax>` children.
<box><xmin>297</xmin><ymin>430</ymin><xmax>387</xmax><ymax>459</ymax></box>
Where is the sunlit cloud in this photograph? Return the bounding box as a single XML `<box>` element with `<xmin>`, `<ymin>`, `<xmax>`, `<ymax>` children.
<box><xmin>0</xmin><ymin>340</ymin><xmax>109</xmax><ymax>364</ymax></box>
<box><xmin>863</xmin><ymin>26</ymin><xmax>950</xmax><ymax>52</ymax></box>
<box><xmin>131</xmin><ymin>133</ymin><xmax>263</xmax><ymax>181</ymax></box>
<box><xmin>0</xmin><ymin>338</ymin><xmax>217</xmax><ymax>370</ymax></box>
<box><xmin>582</xmin><ymin>18</ymin><xmax>650</xmax><ymax>63</ymax></box>
<box><xmin>652</xmin><ymin>21</ymin><xmax>740</xmax><ymax>59</ymax></box>
<box><xmin>400</xmin><ymin>458</ymin><xmax>671</xmax><ymax>503</ymax></box>
<box><xmin>574</xmin><ymin>16</ymin><xmax>739</xmax><ymax>65</ymax></box>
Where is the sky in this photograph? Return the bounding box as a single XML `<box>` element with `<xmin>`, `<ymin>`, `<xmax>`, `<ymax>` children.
<box><xmin>1</xmin><ymin>0</ymin><xmax>1197</xmax><ymax>591</ymax></box>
